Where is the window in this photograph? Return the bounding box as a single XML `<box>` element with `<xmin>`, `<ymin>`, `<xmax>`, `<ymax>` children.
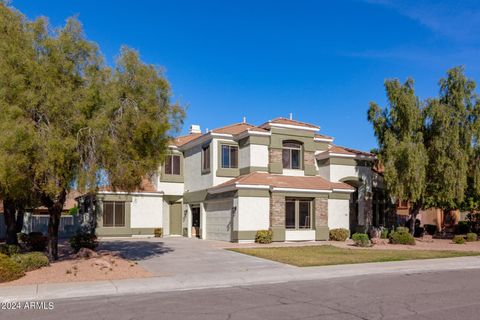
<box><xmin>285</xmin><ymin>198</ymin><xmax>312</xmax><ymax>229</ymax></box>
<box><xmin>282</xmin><ymin>141</ymin><xmax>302</xmax><ymax>169</ymax></box>
<box><xmin>164</xmin><ymin>155</ymin><xmax>181</xmax><ymax>175</ymax></box>
<box><xmin>202</xmin><ymin>144</ymin><xmax>210</xmax><ymax>172</ymax></box>
<box><xmin>103</xmin><ymin>201</ymin><xmax>125</xmax><ymax>227</ymax></box>
<box><xmin>221</xmin><ymin>145</ymin><xmax>238</xmax><ymax>168</ymax></box>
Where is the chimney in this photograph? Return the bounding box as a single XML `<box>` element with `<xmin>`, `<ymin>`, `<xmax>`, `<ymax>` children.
<box><xmin>243</xmin><ymin>116</ymin><xmax>246</xmax><ymax>123</ymax></box>
<box><xmin>189</xmin><ymin>124</ymin><xmax>201</xmax><ymax>134</ymax></box>
<box><xmin>289</xmin><ymin>113</ymin><xmax>293</xmax><ymax>120</ymax></box>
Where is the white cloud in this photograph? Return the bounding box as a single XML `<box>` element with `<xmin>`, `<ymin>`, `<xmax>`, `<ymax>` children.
<box><xmin>364</xmin><ymin>0</ymin><xmax>480</xmax><ymax>43</ymax></box>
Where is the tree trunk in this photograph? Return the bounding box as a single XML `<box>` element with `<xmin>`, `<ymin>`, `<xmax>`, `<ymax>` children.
<box><xmin>15</xmin><ymin>203</ymin><xmax>25</xmax><ymax>234</ymax></box>
<box><xmin>45</xmin><ymin>189</ymin><xmax>67</xmax><ymax>261</ymax></box>
<box><xmin>3</xmin><ymin>198</ymin><xmax>18</xmax><ymax>245</ymax></box>
<box><xmin>409</xmin><ymin>202</ymin><xmax>422</xmax><ymax>236</ymax></box>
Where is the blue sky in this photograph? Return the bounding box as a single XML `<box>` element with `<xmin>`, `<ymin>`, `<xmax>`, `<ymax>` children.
<box><xmin>12</xmin><ymin>0</ymin><xmax>480</xmax><ymax>151</ymax></box>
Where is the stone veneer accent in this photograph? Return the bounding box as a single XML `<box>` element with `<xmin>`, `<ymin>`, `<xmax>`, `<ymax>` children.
<box><xmin>270</xmin><ymin>193</ymin><xmax>286</xmax><ymax>241</ymax></box>
<box><xmin>270</xmin><ymin>193</ymin><xmax>285</xmax><ymax>227</ymax></box>
<box><xmin>269</xmin><ymin>148</ymin><xmax>282</xmax><ymax>164</ymax></box>
<box><xmin>314</xmin><ymin>197</ymin><xmax>328</xmax><ymax>226</ymax></box>
<box><xmin>315</xmin><ymin>197</ymin><xmax>329</xmax><ymax>240</ymax></box>
<box><xmin>304</xmin><ymin>151</ymin><xmax>315</xmax><ymax>167</ymax></box>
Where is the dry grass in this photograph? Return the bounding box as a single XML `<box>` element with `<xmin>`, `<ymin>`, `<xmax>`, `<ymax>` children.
<box><xmin>230</xmin><ymin>245</ymin><xmax>480</xmax><ymax>267</ymax></box>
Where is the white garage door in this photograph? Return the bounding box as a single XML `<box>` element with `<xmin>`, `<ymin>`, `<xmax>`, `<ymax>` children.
<box><xmin>205</xmin><ymin>200</ymin><xmax>233</xmax><ymax>241</ymax></box>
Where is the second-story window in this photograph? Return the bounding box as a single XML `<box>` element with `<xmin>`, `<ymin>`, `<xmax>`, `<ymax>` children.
<box><xmin>202</xmin><ymin>144</ymin><xmax>210</xmax><ymax>172</ymax></box>
<box><xmin>282</xmin><ymin>141</ymin><xmax>302</xmax><ymax>169</ymax></box>
<box><xmin>221</xmin><ymin>145</ymin><xmax>238</xmax><ymax>168</ymax></box>
<box><xmin>165</xmin><ymin>155</ymin><xmax>181</xmax><ymax>175</ymax></box>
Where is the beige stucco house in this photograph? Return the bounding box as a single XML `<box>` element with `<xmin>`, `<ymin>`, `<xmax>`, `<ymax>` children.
<box><xmin>78</xmin><ymin>116</ymin><xmax>386</xmax><ymax>242</ymax></box>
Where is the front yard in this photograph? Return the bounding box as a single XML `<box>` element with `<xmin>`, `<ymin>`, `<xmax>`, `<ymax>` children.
<box><xmin>230</xmin><ymin>245</ymin><xmax>480</xmax><ymax>267</ymax></box>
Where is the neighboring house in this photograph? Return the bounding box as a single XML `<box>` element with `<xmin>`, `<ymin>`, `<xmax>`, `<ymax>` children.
<box><xmin>0</xmin><ymin>190</ymin><xmax>81</xmax><ymax>239</ymax></box>
<box><xmin>78</xmin><ymin>116</ymin><xmax>385</xmax><ymax>242</ymax></box>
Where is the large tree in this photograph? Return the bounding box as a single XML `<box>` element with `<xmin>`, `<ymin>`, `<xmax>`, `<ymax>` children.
<box><xmin>0</xmin><ymin>3</ymin><xmax>184</xmax><ymax>259</ymax></box>
<box><xmin>423</xmin><ymin>67</ymin><xmax>477</xmax><ymax>211</ymax></box>
<box><xmin>0</xmin><ymin>3</ymin><xmax>39</xmax><ymax>244</ymax></box>
<box><xmin>368</xmin><ymin>79</ymin><xmax>428</xmax><ymax>234</ymax></box>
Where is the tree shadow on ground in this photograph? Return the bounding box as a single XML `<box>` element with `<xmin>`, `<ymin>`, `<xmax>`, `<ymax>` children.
<box><xmin>99</xmin><ymin>241</ymin><xmax>175</xmax><ymax>261</ymax></box>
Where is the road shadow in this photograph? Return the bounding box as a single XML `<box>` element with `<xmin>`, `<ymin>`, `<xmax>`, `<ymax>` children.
<box><xmin>99</xmin><ymin>241</ymin><xmax>175</xmax><ymax>261</ymax></box>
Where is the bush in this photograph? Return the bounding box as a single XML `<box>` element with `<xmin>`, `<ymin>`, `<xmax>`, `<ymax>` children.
<box><xmin>380</xmin><ymin>228</ymin><xmax>389</xmax><ymax>239</ymax></box>
<box><xmin>352</xmin><ymin>233</ymin><xmax>370</xmax><ymax>247</ymax></box>
<box><xmin>396</xmin><ymin>227</ymin><xmax>410</xmax><ymax>233</ymax></box>
<box><xmin>27</xmin><ymin>232</ymin><xmax>48</xmax><ymax>252</ymax></box>
<box><xmin>11</xmin><ymin>252</ymin><xmax>49</xmax><ymax>272</ymax></box>
<box><xmin>154</xmin><ymin>228</ymin><xmax>163</xmax><ymax>238</ymax></box>
<box><xmin>466</xmin><ymin>233</ymin><xmax>478</xmax><ymax>242</ymax></box>
<box><xmin>0</xmin><ymin>244</ymin><xmax>21</xmax><ymax>256</ymax></box>
<box><xmin>255</xmin><ymin>230</ymin><xmax>273</xmax><ymax>244</ymax></box>
<box><xmin>0</xmin><ymin>253</ymin><xmax>24</xmax><ymax>283</ymax></box>
<box><xmin>329</xmin><ymin>228</ymin><xmax>349</xmax><ymax>241</ymax></box>
<box><xmin>389</xmin><ymin>230</ymin><xmax>415</xmax><ymax>245</ymax></box>
<box><xmin>69</xmin><ymin>232</ymin><xmax>98</xmax><ymax>253</ymax></box>
<box><xmin>453</xmin><ymin>235</ymin><xmax>465</xmax><ymax>244</ymax></box>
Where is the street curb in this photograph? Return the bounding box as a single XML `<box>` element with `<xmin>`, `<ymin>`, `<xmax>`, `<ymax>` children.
<box><xmin>1</xmin><ymin>256</ymin><xmax>480</xmax><ymax>302</ymax></box>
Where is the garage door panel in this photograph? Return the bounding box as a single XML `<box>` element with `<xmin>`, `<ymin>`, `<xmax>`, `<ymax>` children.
<box><xmin>205</xmin><ymin>200</ymin><xmax>232</xmax><ymax>241</ymax></box>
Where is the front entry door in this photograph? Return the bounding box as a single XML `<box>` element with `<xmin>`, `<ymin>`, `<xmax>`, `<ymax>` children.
<box><xmin>169</xmin><ymin>203</ymin><xmax>183</xmax><ymax>235</ymax></box>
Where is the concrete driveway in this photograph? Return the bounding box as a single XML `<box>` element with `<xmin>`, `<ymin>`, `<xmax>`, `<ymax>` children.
<box><xmin>100</xmin><ymin>236</ymin><xmax>289</xmax><ymax>277</ymax></box>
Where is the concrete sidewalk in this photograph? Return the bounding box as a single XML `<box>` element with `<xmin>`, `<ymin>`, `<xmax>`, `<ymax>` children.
<box><xmin>2</xmin><ymin>255</ymin><xmax>480</xmax><ymax>302</ymax></box>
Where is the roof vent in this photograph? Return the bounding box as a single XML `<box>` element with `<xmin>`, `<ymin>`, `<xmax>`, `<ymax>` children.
<box><xmin>189</xmin><ymin>124</ymin><xmax>201</xmax><ymax>134</ymax></box>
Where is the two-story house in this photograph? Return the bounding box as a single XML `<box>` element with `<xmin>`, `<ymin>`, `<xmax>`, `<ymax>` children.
<box><xmin>78</xmin><ymin>117</ymin><xmax>384</xmax><ymax>242</ymax></box>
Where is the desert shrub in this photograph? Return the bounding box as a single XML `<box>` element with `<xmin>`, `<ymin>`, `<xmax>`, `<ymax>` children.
<box><xmin>352</xmin><ymin>233</ymin><xmax>370</xmax><ymax>247</ymax></box>
<box><xmin>466</xmin><ymin>233</ymin><xmax>478</xmax><ymax>242</ymax></box>
<box><xmin>453</xmin><ymin>235</ymin><xmax>465</xmax><ymax>244</ymax></box>
<box><xmin>0</xmin><ymin>253</ymin><xmax>24</xmax><ymax>283</ymax></box>
<box><xmin>396</xmin><ymin>227</ymin><xmax>409</xmax><ymax>233</ymax></box>
<box><xmin>11</xmin><ymin>252</ymin><xmax>49</xmax><ymax>272</ymax></box>
<box><xmin>154</xmin><ymin>228</ymin><xmax>163</xmax><ymax>238</ymax></box>
<box><xmin>329</xmin><ymin>228</ymin><xmax>349</xmax><ymax>241</ymax></box>
<box><xmin>27</xmin><ymin>232</ymin><xmax>47</xmax><ymax>252</ymax></box>
<box><xmin>0</xmin><ymin>244</ymin><xmax>21</xmax><ymax>256</ymax></box>
<box><xmin>69</xmin><ymin>232</ymin><xmax>98</xmax><ymax>253</ymax></box>
<box><xmin>380</xmin><ymin>228</ymin><xmax>389</xmax><ymax>239</ymax></box>
<box><xmin>389</xmin><ymin>230</ymin><xmax>415</xmax><ymax>245</ymax></box>
<box><xmin>255</xmin><ymin>230</ymin><xmax>273</xmax><ymax>244</ymax></box>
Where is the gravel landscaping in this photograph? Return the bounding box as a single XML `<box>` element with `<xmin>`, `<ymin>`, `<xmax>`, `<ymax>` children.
<box><xmin>0</xmin><ymin>241</ymin><xmax>152</xmax><ymax>286</ymax></box>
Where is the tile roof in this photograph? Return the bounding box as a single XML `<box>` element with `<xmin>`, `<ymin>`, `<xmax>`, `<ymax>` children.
<box><xmin>314</xmin><ymin>133</ymin><xmax>333</xmax><ymax>140</ymax></box>
<box><xmin>171</xmin><ymin>123</ymin><xmax>270</xmax><ymax>148</ymax></box>
<box><xmin>209</xmin><ymin>172</ymin><xmax>353</xmax><ymax>192</ymax></box>
<box><xmin>171</xmin><ymin>133</ymin><xmax>203</xmax><ymax>147</ymax></box>
<box><xmin>259</xmin><ymin>117</ymin><xmax>320</xmax><ymax>129</ymax></box>
<box><xmin>98</xmin><ymin>177</ymin><xmax>158</xmax><ymax>193</ymax></box>
<box><xmin>316</xmin><ymin>145</ymin><xmax>375</xmax><ymax>159</ymax></box>
<box><xmin>211</xmin><ymin>123</ymin><xmax>257</xmax><ymax>135</ymax></box>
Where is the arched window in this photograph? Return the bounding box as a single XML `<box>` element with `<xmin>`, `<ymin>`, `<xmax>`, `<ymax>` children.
<box><xmin>282</xmin><ymin>140</ymin><xmax>302</xmax><ymax>169</ymax></box>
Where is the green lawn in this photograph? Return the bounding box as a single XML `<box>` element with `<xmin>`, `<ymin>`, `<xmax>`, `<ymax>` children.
<box><xmin>229</xmin><ymin>245</ymin><xmax>480</xmax><ymax>267</ymax></box>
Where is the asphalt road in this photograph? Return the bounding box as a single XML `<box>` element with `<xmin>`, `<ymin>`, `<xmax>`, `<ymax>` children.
<box><xmin>4</xmin><ymin>268</ymin><xmax>480</xmax><ymax>320</ymax></box>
